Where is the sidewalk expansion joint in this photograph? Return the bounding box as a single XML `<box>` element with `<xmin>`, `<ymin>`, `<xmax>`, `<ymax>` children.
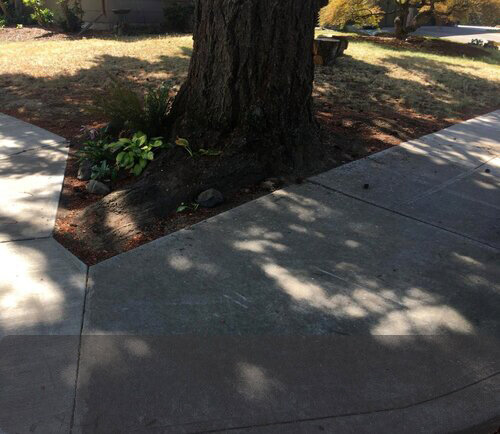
<box><xmin>69</xmin><ymin>265</ymin><xmax>90</xmax><ymax>434</ymax></box>
<box><xmin>307</xmin><ymin>179</ymin><xmax>500</xmax><ymax>252</ymax></box>
<box><xmin>187</xmin><ymin>370</ymin><xmax>500</xmax><ymax>433</ymax></box>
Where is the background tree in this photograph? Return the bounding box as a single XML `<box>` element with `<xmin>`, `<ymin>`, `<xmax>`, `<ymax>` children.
<box><xmin>320</xmin><ymin>0</ymin><xmax>499</xmax><ymax>39</ymax></box>
<box><xmin>319</xmin><ymin>0</ymin><xmax>383</xmax><ymax>29</ymax></box>
<box><xmin>444</xmin><ymin>0</ymin><xmax>500</xmax><ymax>26</ymax></box>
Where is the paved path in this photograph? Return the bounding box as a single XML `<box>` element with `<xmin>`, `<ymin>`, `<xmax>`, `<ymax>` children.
<box><xmin>381</xmin><ymin>25</ymin><xmax>500</xmax><ymax>44</ymax></box>
<box><xmin>0</xmin><ymin>111</ymin><xmax>499</xmax><ymax>433</ymax></box>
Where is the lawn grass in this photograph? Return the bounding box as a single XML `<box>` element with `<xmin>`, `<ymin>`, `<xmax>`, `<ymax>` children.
<box><xmin>315</xmin><ymin>30</ymin><xmax>500</xmax><ymax>121</ymax></box>
<box><xmin>0</xmin><ymin>31</ymin><xmax>499</xmax><ymax>138</ymax></box>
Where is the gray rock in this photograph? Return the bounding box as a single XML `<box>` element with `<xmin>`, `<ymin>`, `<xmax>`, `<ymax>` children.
<box><xmin>197</xmin><ymin>188</ymin><xmax>224</xmax><ymax>208</ymax></box>
<box><xmin>87</xmin><ymin>180</ymin><xmax>110</xmax><ymax>195</ymax></box>
<box><xmin>78</xmin><ymin>160</ymin><xmax>93</xmax><ymax>181</ymax></box>
<box><xmin>261</xmin><ymin>178</ymin><xmax>283</xmax><ymax>192</ymax></box>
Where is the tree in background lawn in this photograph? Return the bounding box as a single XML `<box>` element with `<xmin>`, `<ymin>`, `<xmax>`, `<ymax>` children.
<box><xmin>319</xmin><ymin>0</ymin><xmax>500</xmax><ymax>39</ymax></box>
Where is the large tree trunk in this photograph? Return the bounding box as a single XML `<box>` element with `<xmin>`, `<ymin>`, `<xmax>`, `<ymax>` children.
<box><xmin>0</xmin><ymin>0</ymin><xmax>10</xmax><ymax>19</ymax></box>
<box><xmin>171</xmin><ymin>0</ymin><xmax>319</xmax><ymax>170</ymax></box>
<box><xmin>394</xmin><ymin>1</ymin><xmax>411</xmax><ymax>40</ymax></box>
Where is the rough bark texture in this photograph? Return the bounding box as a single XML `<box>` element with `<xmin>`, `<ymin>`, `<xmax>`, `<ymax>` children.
<box><xmin>171</xmin><ymin>0</ymin><xmax>319</xmax><ymax>169</ymax></box>
<box><xmin>77</xmin><ymin>0</ymin><xmax>321</xmax><ymax>253</ymax></box>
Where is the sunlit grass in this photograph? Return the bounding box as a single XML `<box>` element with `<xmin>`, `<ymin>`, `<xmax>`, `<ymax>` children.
<box><xmin>0</xmin><ymin>32</ymin><xmax>498</xmax><ymax>130</ymax></box>
<box><xmin>315</xmin><ymin>30</ymin><xmax>500</xmax><ymax>120</ymax></box>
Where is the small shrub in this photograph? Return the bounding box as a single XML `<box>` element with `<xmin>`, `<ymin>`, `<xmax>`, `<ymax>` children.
<box><xmin>163</xmin><ymin>0</ymin><xmax>194</xmax><ymax>33</ymax></box>
<box><xmin>106</xmin><ymin>132</ymin><xmax>166</xmax><ymax>176</ymax></box>
<box><xmin>91</xmin><ymin>160</ymin><xmax>117</xmax><ymax>181</ymax></box>
<box><xmin>91</xmin><ymin>79</ymin><xmax>173</xmax><ymax>137</ymax></box>
<box><xmin>77</xmin><ymin>138</ymin><xmax>115</xmax><ymax>165</ymax></box>
<box><xmin>143</xmin><ymin>82</ymin><xmax>173</xmax><ymax>136</ymax></box>
<box><xmin>22</xmin><ymin>0</ymin><xmax>54</xmax><ymax>27</ymax></box>
<box><xmin>56</xmin><ymin>0</ymin><xmax>83</xmax><ymax>32</ymax></box>
<box><xmin>0</xmin><ymin>16</ymin><xmax>6</xmax><ymax>28</ymax></box>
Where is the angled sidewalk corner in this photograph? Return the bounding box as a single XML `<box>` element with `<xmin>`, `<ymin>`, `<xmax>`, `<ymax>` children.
<box><xmin>0</xmin><ymin>113</ymin><xmax>87</xmax><ymax>434</ymax></box>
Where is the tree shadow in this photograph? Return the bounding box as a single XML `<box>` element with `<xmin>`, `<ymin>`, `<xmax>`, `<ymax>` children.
<box><xmin>68</xmin><ymin>147</ymin><xmax>499</xmax><ymax>430</ymax></box>
<box><xmin>1</xmin><ymin>55</ymin><xmax>500</xmax><ymax>431</ymax></box>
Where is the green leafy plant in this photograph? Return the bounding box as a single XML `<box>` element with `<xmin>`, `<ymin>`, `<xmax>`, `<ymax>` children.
<box><xmin>0</xmin><ymin>16</ymin><xmax>6</xmax><ymax>28</ymax></box>
<box><xmin>22</xmin><ymin>0</ymin><xmax>54</xmax><ymax>27</ymax></box>
<box><xmin>56</xmin><ymin>0</ymin><xmax>83</xmax><ymax>32</ymax></box>
<box><xmin>91</xmin><ymin>78</ymin><xmax>173</xmax><ymax>137</ymax></box>
<box><xmin>91</xmin><ymin>160</ymin><xmax>117</xmax><ymax>181</ymax></box>
<box><xmin>176</xmin><ymin>202</ymin><xmax>199</xmax><ymax>213</ymax></box>
<box><xmin>198</xmin><ymin>148</ymin><xmax>222</xmax><ymax>156</ymax></box>
<box><xmin>143</xmin><ymin>82</ymin><xmax>173</xmax><ymax>136</ymax></box>
<box><xmin>174</xmin><ymin>138</ymin><xmax>222</xmax><ymax>158</ymax></box>
<box><xmin>106</xmin><ymin>132</ymin><xmax>165</xmax><ymax>176</ymax></box>
<box><xmin>16</xmin><ymin>23</ymin><xmax>23</xmax><ymax>28</ymax></box>
<box><xmin>175</xmin><ymin>137</ymin><xmax>193</xmax><ymax>157</ymax></box>
<box><xmin>76</xmin><ymin>139</ymin><xmax>114</xmax><ymax>164</ymax></box>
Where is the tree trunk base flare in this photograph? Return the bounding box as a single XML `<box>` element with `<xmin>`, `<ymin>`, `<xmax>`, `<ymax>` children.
<box><xmin>314</xmin><ymin>36</ymin><xmax>349</xmax><ymax>65</ymax></box>
<box><xmin>76</xmin><ymin>0</ymin><xmax>323</xmax><ymax>253</ymax></box>
<box><xmin>170</xmin><ymin>0</ymin><xmax>320</xmax><ymax>170</ymax></box>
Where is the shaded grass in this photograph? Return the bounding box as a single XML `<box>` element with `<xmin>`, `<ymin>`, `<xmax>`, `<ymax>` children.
<box><xmin>314</xmin><ymin>30</ymin><xmax>500</xmax><ymax>122</ymax></box>
<box><xmin>0</xmin><ymin>32</ymin><xmax>499</xmax><ymax>137</ymax></box>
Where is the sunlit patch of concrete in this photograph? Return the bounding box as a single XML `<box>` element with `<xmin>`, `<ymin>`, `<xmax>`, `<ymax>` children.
<box><xmin>372</xmin><ymin>305</ymin><xmax>474</xmax><ymax>335</ymax></box>
<box><xmin>236</xmin><ymin>362</ymin><xmax>284</xmax><ymax>402</ymax></box>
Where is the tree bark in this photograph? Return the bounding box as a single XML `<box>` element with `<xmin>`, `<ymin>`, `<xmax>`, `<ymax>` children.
<box><xmin>394</xmin><ymin>2</ymin><xmax>411</xmax><ymax>40</ymax></box>
<box><xmin>0</xmin><ymin>0</ymin><xmax>10</xmax><ymax>19</ymax></box>
<box><xmin>170</xmin><ymin>0</ymin><xmax>319</xmax><ymax>170</ymax></box>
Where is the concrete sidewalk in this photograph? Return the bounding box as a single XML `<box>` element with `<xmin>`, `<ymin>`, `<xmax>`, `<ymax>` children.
<box><xmin>0</xmin><ymin>114</ymin><xmax>87</xmax><ymax>434</ymax></box>
<box><xmin>1</xmin><ymin>111</ymin><xmax>499</xmax><ymax>433</ymax></box>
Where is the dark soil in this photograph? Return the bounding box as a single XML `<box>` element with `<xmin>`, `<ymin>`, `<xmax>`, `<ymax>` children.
<box><xmin>0</xmin><ymin>26</ymin><xmax>111</xmax><ymax>42</ymax></box>
<box><xmin>53</xmin><ymin>95</ymin><xmax>455</xmax><ymax>265</ymax></box>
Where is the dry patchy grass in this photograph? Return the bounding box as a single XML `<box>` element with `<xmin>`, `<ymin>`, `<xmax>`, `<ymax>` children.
<box><xmin>0</xmin><ymin>35</ymin><xmax>192</xmax><ymax>134</ymax></box>
<box><xmin>315</xmin><ymin>30</ymin><xmax>500</xmax><ymax>122</ymax></box>
<box><xmin>0</xmin><ymin>32</ymin><xmax>499</xmax><ymax>138</ymax></box>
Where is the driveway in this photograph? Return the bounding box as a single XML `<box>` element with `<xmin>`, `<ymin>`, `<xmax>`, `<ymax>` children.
<box><xmin>383</xmin><ymin>25</ymin><xmax>500</xmax><ymax>43</ymax></box>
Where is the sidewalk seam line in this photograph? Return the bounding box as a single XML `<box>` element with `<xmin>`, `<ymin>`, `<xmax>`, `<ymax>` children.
<box><xmin>0</xmin><ymin>235</ymin><xmax>52</xmax><ymax>244</ymax></box>
<box><xmin>307</xmin><ymin>180</ymin><xmax>500</xmax><ymax>252</ymax></box>
<box><xmin>187</xmin><ymin>370</ymin><xmax>500</xmax><ymax>433</ymax></box>
<box><xmin>69</xmin><ymin>265</ymin><xmax>90</xmax><ymax>434</ymax></box>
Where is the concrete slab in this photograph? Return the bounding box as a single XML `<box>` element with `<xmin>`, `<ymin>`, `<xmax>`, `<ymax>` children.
<box><xmin>72</xmin><ymin>335</ymin><xmax>500</xmax><ymax>434</ymax></box>
<box><xmin>312</xmin><ymin>112</ymin><xmax>500</xmax><ymax>248</ymax></box>
<box><xmin>0</xmin><ymin>238</ymin><xmax>87</xmax><ymax>336</ymax></box>
<box><xmin>0</xmin><ymin>113</ymin><xmax>65</xmax><ymax>159</ymax></box>
<box><xmin>0</xmin><ymin>145</ymin><xmax>69</xmax><ymax>241</ymax></box>
<box><xmin>0</xmin><ymin>336</ymin><xmax>80</xmax><ymax>434</ymax></box>
<box><xmin>83</xmin><ymin>183</ymin><xmax>500</xmax><ymax>336</ymax></box>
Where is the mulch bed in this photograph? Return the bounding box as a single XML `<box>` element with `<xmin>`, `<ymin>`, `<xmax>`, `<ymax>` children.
<box><xmin>0</xmin><ymin>26</ymin><xmax>113</xmax><ymax>42</ymax></box>
<box><xmin>52</xmin><ymin>98</ymin><xmax>455</xmax><ymax>265</ymax></box>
